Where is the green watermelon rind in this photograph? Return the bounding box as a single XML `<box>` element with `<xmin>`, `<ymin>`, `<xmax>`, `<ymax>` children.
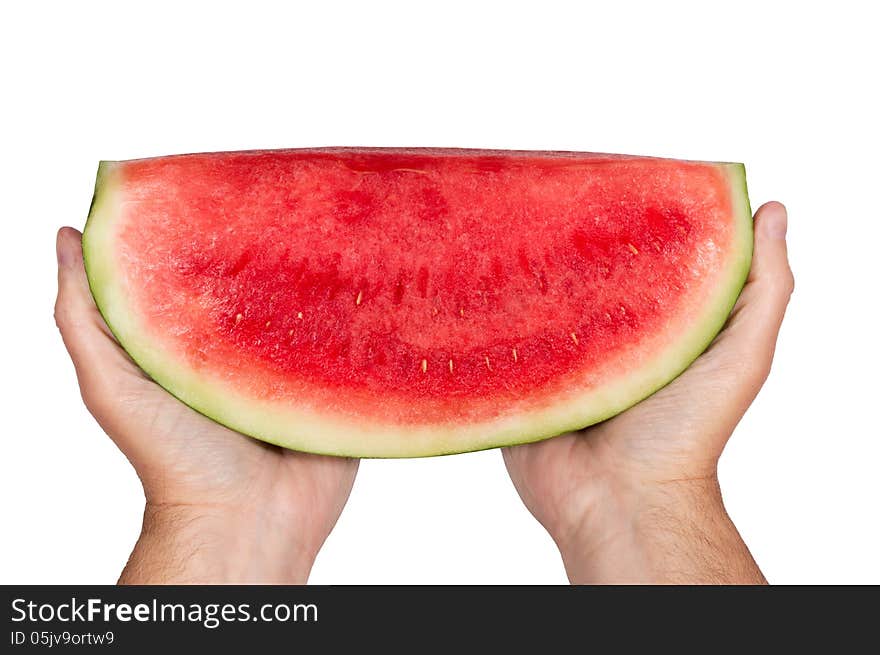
<box><xmin>83</xmin><ymin>159</ymin><xmax>753</xmax><ymax>458</ymax></box>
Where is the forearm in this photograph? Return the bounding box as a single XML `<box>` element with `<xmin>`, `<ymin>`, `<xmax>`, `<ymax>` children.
<box><xmin>119</xmin><ymin>503</ymin><xmax>315</xmax><ymax>584</ymax></box>
<box><xmin>557</xmin><ymin>478</ymin><xmax>765</xmax><ymax>585</ymax></box>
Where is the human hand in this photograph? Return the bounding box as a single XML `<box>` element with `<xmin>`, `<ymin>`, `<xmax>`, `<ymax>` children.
<box><xmin>55</xmin><ymin>227</ymin><xmax>359</xmax><ymax>584</ymax></box>
<box><xmin>503</xmin><ymin>202</ymin><xmax>793</xmax><ymax>584</ymax></box>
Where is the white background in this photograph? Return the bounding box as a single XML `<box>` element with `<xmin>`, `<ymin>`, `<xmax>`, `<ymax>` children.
<box><xmin>1</xmin><ymin>1</ymin><xmax>878</xmax><ymax>584</ymax></box>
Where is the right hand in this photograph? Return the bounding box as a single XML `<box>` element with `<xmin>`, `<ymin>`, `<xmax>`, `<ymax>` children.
<box><xmin>503</xmin><ymin>202</ymin><xmax>794</xmax><ymax>583</ymax></box>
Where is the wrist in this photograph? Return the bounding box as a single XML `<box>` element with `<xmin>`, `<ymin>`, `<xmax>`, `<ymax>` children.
<box><xmin>554</xmin><ymin>473</ymin><xmax>765</xmax><ymax>584</ymax></box>
<box><xmin>119</xmin><ymin>502</ymin><xmax>316</xmax><ymax>584</ymax></box>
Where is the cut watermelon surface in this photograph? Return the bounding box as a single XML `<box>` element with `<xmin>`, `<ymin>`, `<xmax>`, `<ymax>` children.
<box><xmin>83</xmin><ymin>148</ymin><xmax>752</xmax><ymax>457</ymax></box>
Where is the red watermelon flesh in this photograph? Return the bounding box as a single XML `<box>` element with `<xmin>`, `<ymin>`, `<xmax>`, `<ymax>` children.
<box><xmin>83</xmin><ymin>148</ymin><xmax>752</xmax><ymax>457</ymax></box>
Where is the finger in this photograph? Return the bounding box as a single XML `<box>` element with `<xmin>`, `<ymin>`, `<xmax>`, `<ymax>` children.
<box><xmin>55</xmin><ymin>227</ymin><xmax>144</xmax><ymax>414</ymax></box>
<box><xmin>55</xmin><ymin>227</ymin><xmax>114</xmax><ymax>336</ymax></box>
<box><xmin>746</xmin><ymin>201</ymin><xmax>794</xmax><ymax>289</ymax></box>
<box><xmin>711</xmin><ymin>201</ymin><xmax>794</xmax><ymax>382</ymax></box>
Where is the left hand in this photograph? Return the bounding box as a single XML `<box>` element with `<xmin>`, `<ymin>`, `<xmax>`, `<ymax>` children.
<box><xmin>55</xmin><ymin>226</ymin><xmax>359</xmax><ymax>583</ymax></box>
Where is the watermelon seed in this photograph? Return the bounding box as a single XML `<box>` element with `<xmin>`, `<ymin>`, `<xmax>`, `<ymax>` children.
<box><xmin>627</xmin><ymin>243</ymin><xmax>639</xmax><ymax>255</ymax></box>
<box><xmin>297</xmin><ymin>312</ymin><xmax>303</xmax><ymax>319</ymax></box>
<box><xmin>570</xmin><ymin>332</ymin><xmax>579</xmax><ymax>346</ymax></box>
<box><xmin>235</xmin><ymin>313</ymin><xmax>243</xmax><ymax>324</ymax></box>
<box><xmin>265</xmin><ymin>321</ymin><xmax>271</xmax><ymax>328</ymax></box>
<box><xmin>421</xmin><ymin>359</ymin><xmax>428</xmax><ymax>373</ymax></box>
<box><xmin>356</xmin><ymin>291</ymin><xmax>363</xmax><ymax>306</ymax></box>
<box><xmin>459</xmin><ymin>308</ymin><xmax>465</xmax><ymax>317</ymax></box>
<box><xmin>288</xmin><ymin>330</ymin><xmax>294</xmax><ymax>336</ymax></box>
<box><xmin>512</xmin><ymin>348</ymin><xmax>518</xmax><ymax>362</ymax></box>
<box><xmin>448</xmin><ymin>359</ymin><xmax>454</xmax><ymax>373</ymax></box>
<box><xmin>485</xmin><ymin>356</ymin><xmax>492</xmax><ymax>371</ymax></box>
<box><xmin>392</xmin><ymin>168</ymin><xmax>429</xmax><ymax>175</ymax></box>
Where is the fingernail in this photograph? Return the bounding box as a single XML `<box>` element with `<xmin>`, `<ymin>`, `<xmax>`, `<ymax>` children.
<box><xmin>764</xmin><ymin>204</ymin><xmax>788</xmax><ymax>239</ymax></box>
<box><xmin>56</xmin><ymin>230</ymin><xmax>72</xmax><ymax>267</ymax></box>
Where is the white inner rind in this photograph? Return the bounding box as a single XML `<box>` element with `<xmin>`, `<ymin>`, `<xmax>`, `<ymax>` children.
<box><xmin>83</xmin><ymin>160</ymin><xmax>753</xmax><ymax>458</ymax></box>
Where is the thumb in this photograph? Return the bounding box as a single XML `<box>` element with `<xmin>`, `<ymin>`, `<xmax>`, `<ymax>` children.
<box><xmin>711</xmin><ymin>201</ymin><xmax>795</xmax><ymax>386</ymax></box>
<box><xmin>55</xmin><ymin>227</ymin><xmax>145</xmax><ymax>424</ymax></box>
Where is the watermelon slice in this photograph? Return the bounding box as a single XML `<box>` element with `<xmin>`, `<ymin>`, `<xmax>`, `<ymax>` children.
<box><xmin>83</xmin><ymin>148</ymin><xmax>752</xmax><ymax>457</ymax></box>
